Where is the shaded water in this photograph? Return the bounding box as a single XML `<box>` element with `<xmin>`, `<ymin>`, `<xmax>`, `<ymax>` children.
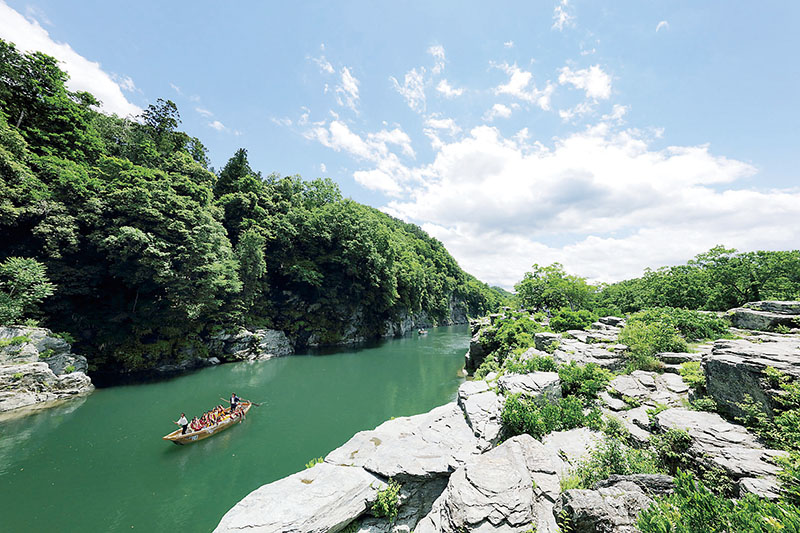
<box><xmin>0</xmin><ymin>325</ymin><xmax>469</xmax><ymax>532</ymax></box>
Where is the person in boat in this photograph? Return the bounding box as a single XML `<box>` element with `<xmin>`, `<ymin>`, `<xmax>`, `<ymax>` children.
<box><xmin>229</xmin><ymin>392</ymin><xmax>240</xmax><ymax>414</ymax></box>
<box><xmin>190</xmin><ymin>416</ymin><xmax>202</xmax><ymax>432</ymax></box>
<box><xmin>175</xmin><ymin>413</ymin><xmax>189</xmax><ymax>434</ymax></box>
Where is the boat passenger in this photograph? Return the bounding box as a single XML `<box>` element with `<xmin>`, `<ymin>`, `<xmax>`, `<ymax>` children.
<box><xmin>175</xmin><ymin>413</ymin><xmax>189</xmax><ymax>434</ymax></box>
<box><xmin>190</xmin><ymin>417</ymin><xmax>201</xmax><ymax>432</ymax></box>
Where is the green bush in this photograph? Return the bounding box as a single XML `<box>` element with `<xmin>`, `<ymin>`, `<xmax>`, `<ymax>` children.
<box><xmin>64</xmin><ymin>365</ymin><xmax>76</xmax><ymax>373</ymax></box>
<box><xmin>304</xmin><ymin>457</ymin><xmax>324</xmax><ymax>469</ymax></box>
<box><xmin>637</xmin><ymin>470</ymin><xmax>800</xmax><ymax>533</ymax></box>
<box><xmin>565</xmin><ymin>437</ymin><xmax>661</xmax><ymax>489</ymax></box>
<box><xmin>0</xmin><ymin>335</ymin><xmax>31</xmax><ymax>348</ymax></box>
<box><xmin>474</xmin><ymin>354</ymin><xmax>500</xmax><ymax>379</ymax></box>
<box><xmin>12</xmin><ymin>372</ymin><xmax>23</xmax><ymax>380</ymax></box>
<box><xmin>558</xmin><ymin>362</ymin><xmax>613</xmax><ymax>404</ymax></box>
<box><xmin>550</xmin><ymin>309</ymin><xmax>597</xmax><ymax>333</ymax></box>
<box><xmin>629</xmin><ymin>307</ymin><xmax>730</xmax><ymax>341</ymax></box>
<box><xmin>619</xmin><ymin>321</ymin><xmax>683</xmax><ymax>371</ymax></box>
<box><xmin>679</xmin><ymin>361</ymin><xmax>705</xmax><ymax>393</ymax></box>
<box><xmin>503</xmin><ymin>352</ymin><xmax>557</xmax><ymax>374</ymax></box>
<box><xmin>501</xmin><ymin>394</ymin><xmax>586</xmax><ymax>439</ymax></box>
<box><xmin>372</xmin><ymin>479</ymin><xmax>401</xmax><ymax>523</ymax></box>
<box><xmin>650</xmin><ymin>428</ymin><xmax>692</xmax><ymax>475</ymax></box>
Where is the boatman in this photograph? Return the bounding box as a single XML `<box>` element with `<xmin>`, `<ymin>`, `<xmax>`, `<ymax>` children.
<box><xmin>175</xmin><ymin>413</ymin><xmax>189</xmax><ymax>434</ymax></box>
<box><xmin>229</xmin><ymin>392</ymin><xmax>239</xmax><ymax>414</ymax></box>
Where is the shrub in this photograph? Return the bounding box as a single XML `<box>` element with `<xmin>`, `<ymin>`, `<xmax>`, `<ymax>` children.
<box><xmin>637</xmin><ymin>470</ymin><xmax>800</xmax><ymax>533</ymax></box>
<box><xmin>474</xmin><ymin>354</ymin><xmax>500</xmax><ymax>379</ymax></box>
<box><xmin>372</xmin><ymin>479</ymin><xmax>401</xmax><ymax>523</ymax></box>
<box><xmin>504</xmin><ymin>352</ymin><xmax>557</xmax><ymax>374</ymax></box>
<box><xmin>501</xmin><ymin>394</ymin><xmax>586</xmax><ymax>439</ymax></box>
<box><xmin>689</xmin><ymin>397</ymin><xmax>717</xmax><ymax>412</ymax></box>
<box><xmin>550</xmin><ymin>309</ymin><xmax>597</xmax><ymax>333</ymax></box>
<box><xmin>558</xmin><ymin>362</ymin><xmax>613</xmax><ymax>403</ymax></box>
<box><xmin>304</xmin><ymin>457</ymin><xmax>324</xmax><ymax>469</ymax></box>
<box><xmin>566</xmin><ymin>437</ymin><xmax>661</xmax><ymax>489</ymax></box>
<box><xmin>54</xmin><ymin>331</ymin><xmax>76</xmax><ymax>344</ymax></box>
<box><xmin>619</xmin><ymin>321</ymin><xmax>683</xmax><ymax>371</ymax></box>
<box><xmin>679</xmin><ymin>361</ymin><xmax>706</xmax><ymax>393</ymax></box>
<box><xmin>64</xmin><ymin>365</ymin><xmax>76</xmax><ymax>373</ymax></box>
<box><xmin>0</xmin><ymin>335</ymin><xmax>31</xmax><ymax>348</ymax></box>
<box><xmin>12</xmin><ymin>372</ymin><xmax>23</xmax><ymax>380</ymax></box>
<box><xmin>651</xmin><ymin>428</ymin><xmax>692</xmax><ymax>475</ymax></box>
<box><xmin>628</xmin><ymin>307</ymin><xmax>729</xmax><ymax>341</ymax></box>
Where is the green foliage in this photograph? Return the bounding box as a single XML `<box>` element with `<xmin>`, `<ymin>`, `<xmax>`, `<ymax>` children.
<box><xmin>679</xmin><ymin>362</ymin><xmax>706</xmax><ymax>393</ymax></box>
<box><xmin>12</xmin><ymin>372</ymin><xmax>23</xmax><ymax>380</ymax></box>
<box><xmin>637</xmin><ymin>470</ymin><xmax>800</xmax><ymax>533</ymax></box>
<box><xmin>501</xmin><ymin>394</ymin><xmax>587</xmax><ymax>439</ymax></box>
<box><xmin>549</xmin><ymin>308</ymin><xmax>598</xmax><ymax>333</ymax></box>
<box><xmin>619</xmin><ymin>320</ymin><xmax>682</xmax><ymax>371</ymax></box>
<box><xmin>53</xmin><ymin>332</ymin><xmax>76</xmax><ymax>344</ymax></box>
<box><xmin>565</xmin><ymin>437</ymin><xmax>662</xmax><ymax>489</ymax></box>
<box><xmin>477</xmin><ymin>313</ymin><xmax>548</xmax><ymax>366</ymax></box>
<box><xmin>558</xmin><ymin>362</ymin><xmax>613</xmax><ymax>404</ymax></box>
<box><xmin>304</xmin><ymin>457</ymin><xmax>323</xmax><ymax>469</ymax></box>
<box><xmin>515</xmin><ymin>263</ymin><xmax>595</xmax><ymax>312</ymax></box>
<box><xmin>627</xmin><ymin>307</ymin><xmax>729</xmax><ymax>341</ymax></box>
<box><xmin>650</xmin><ymin>429</ymin><xmax>692</xmax><ymax>475</ymax></box>
<box><xmin>689</xmin><ymin>397</ymin><xmax>717</xmax><ymax>412</ymax></box>
<box><xmin>372</xmin><ymin>479</ymin><xmax>401</xmax><ymax>523</ymax></box>
<box><xmin>0</xmin><ymin>257</ymin><xmax>55</xmax><ymax>324</ymax></box>
<box><xmin>646</xmin><ymin>403</ymin><xmax>670</xmax><ymax>429</ymax></box>
<box><xmin>64</xmin><ymin>364</ymin><xmax>75</xmax><ymax>373</ymax></box>
<box><xmin>0</xmin><ymin>335</ymin><xmax>31</xmax><ymax>348</ymax></box>
<box><xmin>504</xmin><ymin>353</ymin><xmax>557</xmax><ymax>375</ymax></box>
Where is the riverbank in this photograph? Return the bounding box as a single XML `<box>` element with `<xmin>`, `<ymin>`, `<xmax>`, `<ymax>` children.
<box><xmin>215</xmin><ymin>301</ymin><xmax>800</xmax><ymax>532</ymax></box>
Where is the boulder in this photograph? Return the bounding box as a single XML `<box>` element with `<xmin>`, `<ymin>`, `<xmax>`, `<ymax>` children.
<box><xmin>535</xmin><ymin>332</ymin><xmax>561</xmax><ymax>352</ymax></box>
<box><xmin>554</xmin><ymin>479</ymin><xmax>656</xmax><ymax>533</ymax></box>
<box><xmin>416</xmin><ymin>435</ymin><xmax>561</xmax><ymax>533</ymax></box>
<box><xmin>703</xmin><ymin>334</ymin><xmax>800</xmax><ymax>418</ymax></box>
<box><xmin>542</xmin><ymin>428</ymin><xmax>602</xmax><ymax>479</ymax></box>
<box><xmin>728</xmin><ymin>304</ymin><xmax>799</xmax><ymax>331</ymax></box>
<box><xmin>654</xmin><ymin>408</ymin><xmax>788</xmax><ymax>498</ymax></box>
<box><xmin>604</xmin><ymin>371</ymin><xmax>689</xmax><ymax>410</ymax></box>
<box><xmin>552</xmin><ymin>338</ymin><xmax>623</xmax><ymax>370</ymax></box>
<box><xmin>592</xmin><ymin>474</ymin><xmax>674</xmax><ymax>496</ymax></box>
<box><xmin>597</xmin><ymin>316</ymin><xmax>625</xmax><ymax>327</ymax></box>
<box><xmin>209</xmin><ymin>328</ymin><xmax>294</xmax><ymax>361</ymax></box>
<box><xmin>497</xmin><ymin>372</ymin><xmax>561</xmax><ymax>400</ymax></box>
<box><xmin>213</xmin><ymin>462</ymin><xmax>386</xmax><ymax>533</ymax></box>
<box><xmin>457</xmin><ymin>381</ymin><xmax>503</xmax><ymax>450</ymax></box>
<box><xmin>743</xmin><ymin>301</ymin><xmax>800</xmax><ymax>315</ymax></box>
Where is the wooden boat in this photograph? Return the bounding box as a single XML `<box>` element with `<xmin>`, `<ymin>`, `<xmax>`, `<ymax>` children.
<box><xmin>162</xmin><ymin>401</ymin><xmax>252</xmax><ymax>445</ymax></box>
<box><xmin>418</xmin><ymin>329</ymin><xmax>428</xmax><ymax>335</ymax></box>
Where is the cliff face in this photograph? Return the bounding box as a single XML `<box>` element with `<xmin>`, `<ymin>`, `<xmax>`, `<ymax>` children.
<box><xmin>0</xmin><ymin>326</ymin><xmax>93</xmax><ymax>414</ymax></box>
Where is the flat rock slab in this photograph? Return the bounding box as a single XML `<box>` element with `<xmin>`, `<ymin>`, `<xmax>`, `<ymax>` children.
<box><xmin>655</xmin><ymin>408</ymin><xmax>787</xmax><ymax>498</ymax></box>
<box><xmin>497</xmin><ymin>372</ymin><xmax>561</xmax><ymax>399</ymax></box>
<box><xmin>729</xmin><ymin>307</ymin><xmax>800</xmax><ymax>331</ymax></box>
<box><xmin>416</xmin><ymin>434</ymin><xmax>561</xmax><ymax>533</ymax></box>
<box><xmin>458</xmin><ymin>382</ymin><xmax>503</xmax><ymax>449</ymax></box>
<box><xmin>605</xmin><ymin>371</ymin><xmax>688</xmax><ymax>409</ymax></box>
<box><xmin>542</xmin><ymin>428</ymin><xmax>602</xmax><ymax>479</ymax></box>
<box><xmin>326</xmin><ymin>402</ymin><xmax>481</xmax><ymax>479</ymax></box>
<box><xmin>554</xmin><ymin>480</ymin><xmax>654</xmax><ymax>533</ymax></box>
<box><xmin>214</xmin><ymin>462</ymin><xmax>386</xmax><ymax>533</ymax></box>
<box><xmin>743</xmin><ymin>301</ymin><xmax>800</xmax><ymax>315</ymax></box>
<box><xmin>553</xmin><ymin>339</ymin><xmax>623</xmax><ymax>370</ymax></box>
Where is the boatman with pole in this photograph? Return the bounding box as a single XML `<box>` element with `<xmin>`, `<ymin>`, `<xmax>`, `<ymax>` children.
<box><xmin>175</xmin><ymin>413</ymin><xmax>189</xmax><ymax>434</ymax></box>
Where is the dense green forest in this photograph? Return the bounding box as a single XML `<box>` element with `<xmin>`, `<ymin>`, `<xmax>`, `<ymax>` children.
<box><xmin>0</xmin><ymin>39</ymin><xmax>504</xmax><ymax>372</ymax></box>
<box><xmin>514</xmin><ymin>246</ymin><xmax>800</xmax><ymax>318</ymax></box>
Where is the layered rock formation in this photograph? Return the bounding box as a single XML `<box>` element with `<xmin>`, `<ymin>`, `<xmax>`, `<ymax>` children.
<box><xmin>0</xmin><ymin>326</ymin><xmax>93</xmax><ymax>413</ymax></box>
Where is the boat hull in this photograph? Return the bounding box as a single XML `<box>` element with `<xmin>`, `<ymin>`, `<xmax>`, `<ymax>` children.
<box><xmin>162</xmin><ymin>402</ymin><xmax>251</xmax><ymax>445</ymax></box>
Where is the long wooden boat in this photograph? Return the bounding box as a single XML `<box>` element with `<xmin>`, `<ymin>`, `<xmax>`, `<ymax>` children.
<box><xmin>162</xmin><ymin>401</ymin><xmax>252</xmax><ymax>445</ymax></box>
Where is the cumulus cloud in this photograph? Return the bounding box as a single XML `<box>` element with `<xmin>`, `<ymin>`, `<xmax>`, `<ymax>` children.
<box><xmin>391</xmin><ymin>67</ymin><xmax>427</xmax><ymax>112</ymax></box>
<box><xmin>558</xmin><ymin>65</ymin><xmax>612</xmax><ymax>100</ymax></box>
<box><xmin>0</xmin><ymin>2</ymin><xmax>141</xmax><ymax>117</ymax></box>
<box><xmin>428</xmin><ymin>45</ymin><xmax>446</xmax><ymax>74</ymax></box>
<box><xmin>494</xmin><ymin>63</ymin><xmax>556</xmax><ymax>110</ymax></box>
<box><xmin>552</xmin><ymin>0</ymin><xmax>575</xmax><ymax>31</ymax></box>
<box><xmin>436</xmin><ymin>79</ymin><xmax>463</xmax><ymax>98</ymax></box>
<box><xmin>485</xmin><ymin>103</ymin><xmax>513</xmax><ymax>121</ymax></box>
<box><xmin>209</xmin><ymin>120</ymin><xmax>227</xmax><ymax>131</ymax></box>
<box><xmin>656</xmin><ymin>21</ymin><xmax>669</xmax><ymax>32</ymax></box>
<box><xmin>336</xmin><ymin>67</ymin><xmax>360</xmax><ymax>112</ymax></box>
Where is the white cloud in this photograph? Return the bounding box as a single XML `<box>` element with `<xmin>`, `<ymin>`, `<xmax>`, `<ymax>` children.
<box><xmin>336</xmin><ymin>67</ymin><xmax>360</xmax><ymax>112</ymax></box>
<box><xmin>0</xmin><ymin>2</ymin><xmax>141</xmax><ymax>117</ymax></box>
<box><xmin>558</xmin><ymin>101</ymin><xmax>594</xmax><ymax>121</ymax></box>
<box><xmin>24</xmin><ymin>5</ymin><xmax>51</xmax><ymax>26</ymax></box>
<box><xmin>558</xmin><ymin>65</ymin><xmax>611</xmax><ymax>100</ymax></box>
<box><xmin>271</xmin><ymin>117</ymin><xmax>292</xmax><ymax>127</ymax></box>
<box><xmin>114</xmin><ymin>74</ymin><xmax>137</xmax><ymax>93</ymax></box>
<box><xmin>195</xmin><ymin>107</ymin><xmax>214</xmax><ymax>117</ymax></box>
<box><xmin>209</xmin><ymin>120</ymin><xmax>227</xmax><ymax>131</ymax></box>
<box><xmin>656</xmin><ymin>21</ymin><xmax>669</xmax><ymax>32</ymax></box>
<box><xmin>320</xmin><ymin>163</ymin><xmax>327</xmax><ymax>173</ymax></box>
<box><xmin>504</xmin><ymin>41</ymin><xmax>515</xmax><ymax>48</ymax></box>
<box><xmin>428</xmin><ymin>45</ymin><xmax>446</xmax><ymax>74</ymax></box>
<box><xmin>494</xmin><ymin>63</ymin><xmax>556</xmax><ymax>110</ymax></box>
<box><xmin>310</xmin><ymin>54</ymin><xmax>335</xmax><ymax>74</ymax></box>
<box><xmin>485</xmin><ymin>103</ymin><xmax>513</xmax><ymax>121</ymax></box>
<box><xmin>436</xmin><ymin>79</ymin><xmax>464</xmax><ymax>98</ymax></box>
<box><xmin>391</xmin><ymin>67</ymin><xmax>427</xmax><ymax>113</ymax></box>
<box><xmin>169</xmin><ymin>82</ymin><xmax>183</xmax><ymax>95</ymax></box>
<box><xmin>552</xmin><ymin>0</ymin><xmax>575</xmax><ymax>31</ymax></box>
<box><xmin>602</xmin><ymin>104</ymin><xmax>628</xmax><ymax>123</ymax></box>
<box><xmin>425</xmin><ymin>116</ymin><xmax>461</xmax><ymax>136</ymax></box>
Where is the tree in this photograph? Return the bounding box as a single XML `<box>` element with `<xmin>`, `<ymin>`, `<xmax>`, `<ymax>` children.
<box><xmin>515</xmin><ymin>263</ymin><xmax>594</xmax><ymax>312</ymax></box>
<box><xmin>0</xmin><ymin>257</ymin><xmax>55</xmax><ymax>324</ymax></box>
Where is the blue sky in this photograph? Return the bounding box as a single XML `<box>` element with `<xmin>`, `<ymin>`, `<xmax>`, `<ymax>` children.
<box><xmin>1</xmin><ymin>1</ymin><xmax>798</xmax><ymax>288</ymax></box>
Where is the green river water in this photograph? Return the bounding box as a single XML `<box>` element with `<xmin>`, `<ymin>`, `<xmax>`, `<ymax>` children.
<box><xmin>0</xmin><ymin>325</ymin><xmax>469</xmax><ymax>532</ymax></box>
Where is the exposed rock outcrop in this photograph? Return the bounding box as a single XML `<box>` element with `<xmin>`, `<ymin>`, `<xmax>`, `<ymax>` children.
<box><xmin>0</xmin><ymin>326</ymin><xmax>93</xmax><ymax>413</ymax></box>
<box><xmin>728</xmin><ymin>301</ymin><xmax>800</xmax><ymax>331</ymax></box>
<box><xmin>497</xmin><ymin>371</ymin><xmax>561</xmax><ymax>399</ymax></box>
<box><xmin>208</xmin><ymin>328</ymin><xmax>294</xmax><ymax>362</ymax></box>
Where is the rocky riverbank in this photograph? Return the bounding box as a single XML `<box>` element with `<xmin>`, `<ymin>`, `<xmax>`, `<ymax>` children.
<box><xmin>214</xmin><ymin>301</ymin><xmax>800</xmax><ymax>532</ymax></box>
<box><xmin>0</xmin><ymin>326</ymin><xmax>93</xmax><ymax>415</ymax></box>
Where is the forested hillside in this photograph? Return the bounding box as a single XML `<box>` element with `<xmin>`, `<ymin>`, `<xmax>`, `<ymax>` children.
<box><xmin>0</xmin><ymin>40</ymin><xmax>503</xmax><ymax>372</ymax></box>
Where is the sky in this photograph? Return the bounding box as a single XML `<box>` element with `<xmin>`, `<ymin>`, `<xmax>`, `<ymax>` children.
<box><xmin>1</xmin><ymin>0</ymin><xmax>798</xmax><ymax>289</ymax></box>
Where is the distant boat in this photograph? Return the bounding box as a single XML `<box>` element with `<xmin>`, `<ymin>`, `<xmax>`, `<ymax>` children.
<box><xmin>162</xmin><ymin>401</ymin><xmax>252</xmax><ymax>445</ymax></box>
<box><xmin>418</xmin><ymin>329</ymin><xmax>428</xmax><ymax>335</ymax></box>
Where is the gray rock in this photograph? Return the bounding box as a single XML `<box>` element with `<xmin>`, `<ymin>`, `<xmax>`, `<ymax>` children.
<box><xmin>209</xmin><ymin>328</ymin><xmax>294</xmax><ymax>361</ymax></box>
<box><xmin>213</xmin><ymin>462</ymin><xmax>386</xmax><ymax>533</ymax></box>
<box><xmin>554</xmin><ymin>481</ymin><xmax>653</xmax><ymax>533</ymax></box>
<box><xmin>252</xmin><ymin>329</ymin><xmax>294</xmax><ymax>359</ymax></box>
<box><xmin>656</xmin><ymin>352</ymin><xmax>701</xmax><ymax>365</ymax></box>
<box><xmin>592</xmin><ymin>474</ymin><xmax>674</xmax><ymax>496</ymax></box>
<box><xmin>535</xmin><ymin>332</ymin><xmax>562</xmax><ymax>352</ymax></box>
<box><xmin>497</xmin><ymin>372</ymin><xmax>561</xmax><ymax>400</ymax></box>
<box><xmin>743</xmin><ymin>301</ymin><xmax>800</xmax><ymax>315</ymax></box>
<box><xmin>729</xmin><ymin>307</ymin><xmax>799</xmax><ymax>331</ymax></box>
<box><xmin>552</xmin><ymin>338</ymin><xmax>623</xmax><ymax>370</ymax></box>
<box><xmin>654</xmin><ymin>408</ymin><xmax>788</xmax><ymax>498</ymax></box>
<box><xmin>598</xmin><ymin>316</ymin><xmax>625</xmax><ymax>327</ymax></box>
<box><xmin>457</xmin><ymin>381</ymin><xmax>503</xmax><ymax>449</ymax></box>
<box><xmin>606</xmin><ymin>371</ymin><xmax>689</xmax><ymax>408</ymax></box>
<box><xmin>542</xmin><ymin>428</ymin><xmax>602</xmax><ymax>479</ymax></box>
<box><xmin>704</xmin><ymin>335</ymin><xmax>800</xmax><ymax>418</ymax></box>
<box><xmin>416</xmin><ymin>435</ymin><xmax>561</xmax><ymax>533</ymax></box>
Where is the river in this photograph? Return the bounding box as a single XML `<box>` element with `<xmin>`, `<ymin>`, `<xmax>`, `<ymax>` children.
<box><xmin>0</xmin><ymin>325</ymin><xmax>469</xmax><ymax>532</ymax></box>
